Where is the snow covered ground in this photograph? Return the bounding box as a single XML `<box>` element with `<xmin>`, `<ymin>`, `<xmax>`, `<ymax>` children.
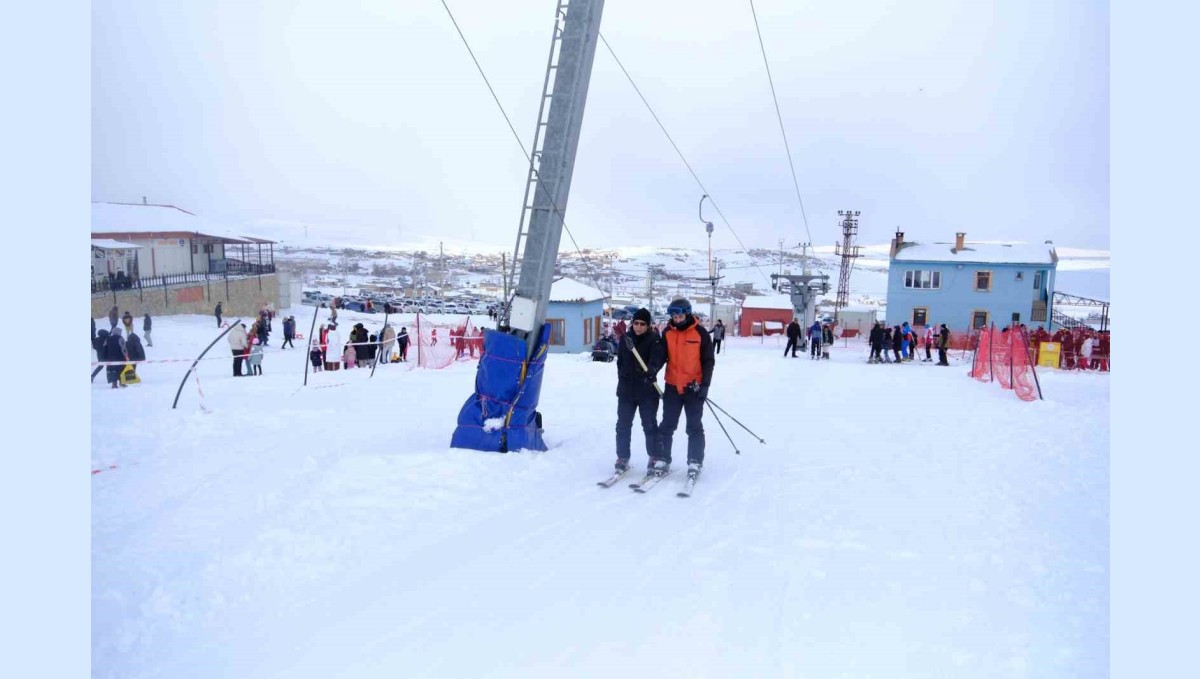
<box><xmin>91</xmin><ymin>308</ymin><xmax>1108</xmax><ymax>678</ymax></box>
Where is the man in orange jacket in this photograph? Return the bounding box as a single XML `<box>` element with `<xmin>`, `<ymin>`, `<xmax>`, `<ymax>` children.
<box><xmin>655</xmin><ymin>298</ymin><xmax>715</xmax><ymax>481</ymax></box>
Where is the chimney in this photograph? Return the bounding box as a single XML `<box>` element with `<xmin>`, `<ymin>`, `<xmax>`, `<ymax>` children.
<box><xmin>889</xmin><ymin>230</ymin><xmax>905</xmax><ymax>259</ymax></box>
<box><xmin>955</xmin><ymin>232</ymin><xmax>965</xmax><ymax>252</ymax></box>
<box><xmin>142</xmin><ymin>196</ymin><xmax>147</xmax><ymax>205</ymax></box>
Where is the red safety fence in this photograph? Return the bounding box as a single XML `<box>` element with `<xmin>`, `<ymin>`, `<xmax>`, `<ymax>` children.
<box><xmin>412</xmin><ymin>314</ymin><xmax>484</xmax><ymax>369</ymax></box>
<box><xmin>969</xmin><ymin>324</ymin><xmax>1042</xmax><ymax>402</ymax></box>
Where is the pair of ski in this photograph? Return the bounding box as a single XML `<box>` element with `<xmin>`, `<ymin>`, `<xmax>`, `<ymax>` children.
<box><xmin>596</xmin><ymin>467</ymin><xmax>697</xmax><ymax>497</ymax></box>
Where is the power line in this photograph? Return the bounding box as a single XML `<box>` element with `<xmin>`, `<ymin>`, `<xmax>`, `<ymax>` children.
<box><xmin>598</xmin><ymin>32</ymin><xmax>774</xmax><ymax>287</ymax></box>
<box><xmin>747</xmin><ymin>0</ymin><xmax>813</xmax><ymax>247</ymax></box>
<box><xmin>438</xmin><ymin>0</ymin><xmax>609</xmax><ymax>298</ymax></box>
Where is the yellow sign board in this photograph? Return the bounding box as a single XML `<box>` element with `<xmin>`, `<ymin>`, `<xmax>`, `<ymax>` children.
<box><xmin>1038</xmin><ymin>341</ymin><xmax>1061</xmax><ymax>369</ymax></box>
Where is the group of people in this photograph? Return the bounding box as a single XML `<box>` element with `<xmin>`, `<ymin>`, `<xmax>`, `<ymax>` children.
<box><xmin>868</xmin><ymin>321</ymin><xmax>950</xmax><ymax>365</ymax></box>
<box><xmin>783</xmin><ymin>318</ymin><xmax>835</xmax><ymax>359</ymax></box>
<box><xmin>93</xmin><ymin>307</ymin><xmax>151</xmax><ymax>388</ymax></box>
<box><xmin>612</xmin><ymin>298</ymin><xmax>715</xmax><ymax>483</ymax></box>
<box><xmin>307</xmin><ymin>321</ymin><xmax>411</xmax><ymax>372</ymax></box>
<box><xmin>1030</xmin><ymin>325</ymin><xmax>1110</xmax><ymax>371</ymax></box>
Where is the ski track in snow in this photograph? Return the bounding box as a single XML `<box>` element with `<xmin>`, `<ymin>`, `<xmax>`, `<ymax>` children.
<box><xmin>92</xmin><ymin>309</ymin><xmax>1108</xmax><ymax>678</ymax></box>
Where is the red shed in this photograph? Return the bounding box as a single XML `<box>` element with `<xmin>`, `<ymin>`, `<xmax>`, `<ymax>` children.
<box><xmin>739</xmin><ymin>294</ymin><xmax>796</xmax><ymax>336</ymax></box>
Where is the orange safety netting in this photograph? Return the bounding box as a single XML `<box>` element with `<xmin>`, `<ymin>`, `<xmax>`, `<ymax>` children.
<box><xmin>412</xmin><ymin>314</ymin><xmax>485</xmax><ymax>369</ymax></box>
<box><xmin>969</xmin><ymin>324</ymin><xmax>1041</xmax><ymax>401</ymax></box>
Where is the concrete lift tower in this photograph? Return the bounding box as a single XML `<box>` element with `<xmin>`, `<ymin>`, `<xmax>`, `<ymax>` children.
<box><xmin>452</xmin><ymin>0</ymin><xmax>606</xmax><ymax>453</ymax></box>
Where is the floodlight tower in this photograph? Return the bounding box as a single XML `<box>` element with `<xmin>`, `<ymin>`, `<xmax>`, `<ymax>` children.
<box><xmin>833</xmin><ymin>209</ymin><xmax>862</xmax><ymax>324</ymax></box>
<box><xmin>699</xmin><ymin>194</ymin><xmax>722</xmax><ymax>321</ymax></box>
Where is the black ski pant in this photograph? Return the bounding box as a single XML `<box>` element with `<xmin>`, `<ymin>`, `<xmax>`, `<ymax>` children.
<box><xmin>938</xmin><ymin>348</ymin><xmax>948</xmax><ymax>365</ymax></box>
<box><xmin>925</xmin><ymin>342</ymin><xmax>932</xmax><ymax>360</ymax></box>
<box><xmin>714</xmin><ymin>339</ymin><xmax>723</xmax><ymax>354</ymax></box>
<box><xmin>658</xmin><ymin>386</ymin><xmax>706</xmax><ymax>466</ymax></box>
<box><xmin>810</xmin><ymin>338</ymin><xmax>821</xmax><ymax>358</ymax></box>
<box><xmin>282</xmin><ymin>336</ymin><xmax>294</xmax><ymax>349</ymax></box>
<box><xmin>615</xmin><ymin>389</ymin><xmax>659</xmax><ymax>462</ymax></box>
<box><xmin>232</xmin><ymin>349</ymin><xmax>245</xmax><ymax>376</ymax></box>
<box><xmin>784</xmin><ymin>338</ymin><xmax>799</xmax><ymax>357</ymax></box>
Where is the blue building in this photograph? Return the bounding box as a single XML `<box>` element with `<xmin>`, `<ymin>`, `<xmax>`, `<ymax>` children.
<box><xmin>886</xmin><ymin>231</ymin><xmax>1058</xmax><ymax>331</ymax></box>
<box><xmin>545</xmin><ymin>277</ymin><xmax>608</xmax><ymax>353</ymax></box>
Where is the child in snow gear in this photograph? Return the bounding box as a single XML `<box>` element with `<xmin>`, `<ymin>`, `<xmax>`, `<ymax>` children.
<box><xmin>121</xmin><ymin>332</ymin><xmax>146</xmax><ymax>385</ymax></box>
<box><xmin>214</xmin><ymin>302</ymin><xmax>223</xmax><ymax>328</ymax></box>
<box><xmin>247</xmin><ymin>336</ymin><xmax>264</xmax><ymax>375</ymax></box>
<box><xmin>142</xmin><ymin>313</ymin><xmax>152</xmax><ymax>347</ymax></box>
<box><xmin>658</xmin><ymin>298</ymin><xmax>715</xmax><ymax>480</ymax></box>
<box><xmin>613</xmin><ymin>308</ymin><xmax>665</xmax><ymax>473</ymax></box>
<box><xmin>937</xmin><ymin>324</ymin><xmax>951</xmax><ymax>365</ymax></box>
<box><xmin>712</xmin><ymin>319</ymin><xmax>726</xmax><ymax>354</ymax></box>
<box><xmin>808</xmin><ymin>320</ymin><xmax>822</xmax><ymax>359</ymax></box>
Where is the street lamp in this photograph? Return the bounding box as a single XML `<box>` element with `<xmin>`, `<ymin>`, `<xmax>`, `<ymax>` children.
<box><xmin>698</xmin><ymin>195</ymin><xmax>720</xmax><ymax>323</ymax></box>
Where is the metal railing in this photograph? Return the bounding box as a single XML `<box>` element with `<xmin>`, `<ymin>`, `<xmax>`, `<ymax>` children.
<box><xmin>91</xmin><ymin>261</ymin><xmax>276</xmax><ymax>295</ymax></box>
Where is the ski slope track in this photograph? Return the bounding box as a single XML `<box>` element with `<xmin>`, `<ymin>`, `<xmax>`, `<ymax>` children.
<box><xmin>92</xmin><ymin>308</ymin><xmax>1108</xmax><ymax>678</ymax></box>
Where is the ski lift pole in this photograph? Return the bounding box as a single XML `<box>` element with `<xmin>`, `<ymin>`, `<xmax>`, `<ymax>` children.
<box><xmin>303</xmin><ymin>304</ymin><xmax>319</xmax><ymax>386</ymax></box>
<box><xmin>370</xmin><ymin>310</ymin><xmax>389</xmax><ymax>379</ymax></box>
<box><xmin>172</xmin><ymin>319</ymin><xmax>241</xmax><ymax>409</ymax></box>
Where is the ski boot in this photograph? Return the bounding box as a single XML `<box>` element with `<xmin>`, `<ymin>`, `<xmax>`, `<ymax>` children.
<box><xmin>650</xmin><ymin>458</ymin><xmax>670</xmax><ymax>477</ymax></box>
<box><xmin>687</xmin><ymin>461</ymin><xmax>702</xmax><ymax>480</ymax></box>
<box><xmin>614</xmin><ymin>458</ymin><xmax>630</xmax><ymax>473</ymax></box>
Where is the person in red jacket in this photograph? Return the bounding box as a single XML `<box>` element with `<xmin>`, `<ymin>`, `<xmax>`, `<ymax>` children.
<box><xmin>655</xmin><ymin>298</ymin><xmax>715</xmax><ymax>481</ymax></box>
<box><xmin>1097</xmin><ymin>330</ymin><xmax>1110</xmax><ymax>371</ymax></box>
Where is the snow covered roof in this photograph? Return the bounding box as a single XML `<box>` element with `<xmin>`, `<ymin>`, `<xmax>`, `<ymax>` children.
<box><xmin>741</xmin><ymin>294</ymin><xmax>794</xmax><ymax>310</ymax></box>
<box><xmin>549</xmin><ymin>277</ymin><xmax>607</xmax><ymax>303</ymax></box>
<box><xmin>91</xmin><ymin>202</ymin><xmax>276</xmax><ymax>243</ymax></box>
<box><xmin>893</xmin><ymin>240</ymin><xmax>1056</xmax><ymax>265</ymax></box>
<box><xmin>91</xmin><ymin>239</ymin><xmax>142</xmax><ymax>250</ymax></box>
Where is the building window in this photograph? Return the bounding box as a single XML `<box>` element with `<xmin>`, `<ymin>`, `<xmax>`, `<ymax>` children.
<box><xmin>548</xmin><ymin>319</ymin><xmax>566</xmax><ymax>346</ymax></box>
<box><xmin>1033</xmin><ymin>271</ymin><xmax>1043</xmax><ymax>289</ymax></box>
<box><xmin>583</xmin><ymin>318</ymin><xmax>592</xmax><ymax>345</ymax></box>
<box><xmin>975</xmin><ymin>271</ymin><xmax>992</xmax><ymax>291</ymax></box>
<box><xmin>191</xmin><ymin>244</ymin><xmax>198</xmax><ymax>254</ymax></box>
<box><xmin>912</xmin><ymin>307</ymin><xmax>928</xmax><ymax>327</ymax></box>
<box><xmin>1015</xmin><ymin>271</ymin><xmax>1024</xmax><ymax>281</ymax></box>
<box><xmin>1011</xmin><ymin>312</ymin><xmax>1021</xmax><ymax>324</ymax></box>
<box><xmin>972</xmin><ymin>311</ymin><xmax>989</xmax><ymax>329</ymax></box>
<box><xmin>203</xmin><ymin>244</ymin><xmax>214</xmax><ymax>254</ymax></box>
<box><xmin>904</xmin><ymin>270</ymin><xmax>942</xmax><ymax>289</ymax></box>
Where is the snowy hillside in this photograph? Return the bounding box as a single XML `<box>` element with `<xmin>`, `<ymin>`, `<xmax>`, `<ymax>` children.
<box><xmin>277</xmin><ymin>239</ymin><xmax>1110</xmax><ymax>316</ymax></box>
<box><xmin>92</xmin><ymin>307</ymin><xmax>1108</xmax><ymax>678</ymax></box>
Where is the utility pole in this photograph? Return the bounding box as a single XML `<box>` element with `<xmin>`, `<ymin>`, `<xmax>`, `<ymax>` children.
<box><xmin>778</xmin><ymin>238</ymin><xmax>785</xmax><ymax>277</ymax></box>
<box><xmin>799</xmin><ymin>242</ymin><xmax>811</xmax><ymax>276</ymax></box>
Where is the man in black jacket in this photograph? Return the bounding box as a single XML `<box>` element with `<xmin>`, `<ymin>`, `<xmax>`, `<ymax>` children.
<box><xmin>937</xmin><ymin>324</ymin><xmax>951</xmax><ymax>365</ymax></box>
<box><xmin>614</xmin><ymin>308</ymin><xmax>665</xmax><ymax>473</ymax></box>
<box><xmin>868</xmin><ymin>322</ymin><xmax>884</xmax><ymax>363</ymax></box>
<box><xmin>784</xmin><ymin>318</ymin><xmax>802</xmax><ymax>357</ymax></box>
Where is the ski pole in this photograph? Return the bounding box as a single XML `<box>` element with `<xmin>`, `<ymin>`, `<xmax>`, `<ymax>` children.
<box><xmin>704</xmin><ymin>399</ymin><xmax>740</xmax><ymax>455</ymax></box>
<box><xmin>704</xmin><ymin>398</ymin><xmax>765</xmax><ymax>444</ymax></box>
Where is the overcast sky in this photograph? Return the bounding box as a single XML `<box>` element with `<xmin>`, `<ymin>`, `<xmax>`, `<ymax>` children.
<box><xmin>92</xmin><ymin>0</ymin><xmax>1108</xmax><ymax>252</ymax></box>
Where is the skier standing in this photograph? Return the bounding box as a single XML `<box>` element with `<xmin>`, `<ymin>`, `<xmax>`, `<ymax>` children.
<box><xmin>613</xmin><ymin>308</ymin><xmax>665</xmax><ymax>474</ymax></box>
<box><xmin>656</xmin><ymin>298</ymin><xmax>715</xmax><ymax>480</ymax></box>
